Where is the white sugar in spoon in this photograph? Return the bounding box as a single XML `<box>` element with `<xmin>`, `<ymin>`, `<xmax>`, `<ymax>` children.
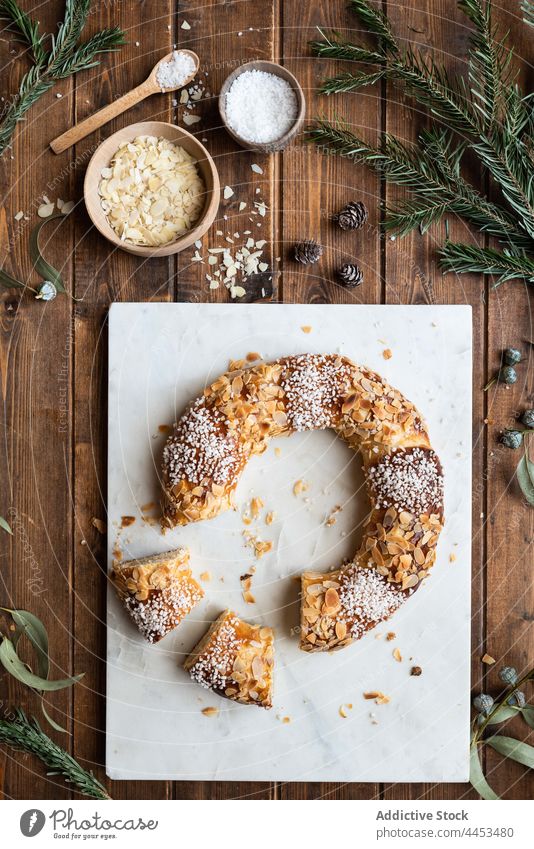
<box><xmin>50</xmin><ymin>50</ymin><xmax>199</xmax><ymax>154</ymax></box>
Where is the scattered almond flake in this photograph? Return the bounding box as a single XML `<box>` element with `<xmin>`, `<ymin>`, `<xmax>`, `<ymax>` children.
<box><xmin>199</xmin><ymin>571</ymin><xmax>211</xmax><ymax>582</ymax></box>
<box><xmin>482</xmin><ymin>653</ymin><xmax>496</xmax><ymax>665</ymax></box>
<box><xmin>223</xmin><ymin>185</ymin><xmax>234</xmax><ymax>200</ymax></box>
<box><xmin>274</xmin><ymin>447</ymin><xmax>281</xmax><ymax>458</ymax></box>
<box><xmin>258</xmin><ymin>261</ymin><xmax>268</xmax><ymax>272</ymax></box>
<box><xmin>339</xmin><ymin>703</ymin><xmax>353</xmax><ymax>718</ymax></box>
<box><xmin>251</xmin><ymin>163</ymin><xmax>263</xmax><ymax>174</ymax></box>
<box><xmin>201</xmin><ymin>706</ymin><xmax>219</xmax><ymax>717</ymax></box>
<box><xmin>280</xmin><ymin>715</ymin><xmax>291</xmax><ymax>723</ymax></box>
<box><xmin>61</xmin><ymin>200</ymin><xmax>75</xmax><ymax>214</ymax></box>
<box><xmin>293</xmin><ymin>479</ymin><xmax>309</xmax><ymax>496</ymax></box>
<box><xmin>91</xmin><ymin>517</ymin><xmax>106</xmax><ymax>534</ymax></box>
<box><xmin>255</xmin><ymin>200</ymin><xmax>267</xmax><ymax>216</ymax></box>
<box><xmin>183</xmin><ymin>113</ymin><xmax>201</xmax><ymax>125</ymax></box>
<box><xmin>243</xmin><ymin>530</ymin><xmax>272</xmax><ymax>559</ymax></box>
<box><xmin>449</xmin><ymin>552</ymin><xmax>457</xmax><ymax>563</ymax></box>
<box><xmin>209</xmin><ymin>280</ymin><xmax>219</xmax><ymax>289</ymax></box>
<box><xmin>410</xmin><ymin>665</ymin><xmax>422</xmax><ymax>676</ymax></box>
<box><xmin>265</xmin><ymin>511</ymin><xmax>275</xmax><ymax>526</ymax></box>
<box><xmin>238</xmin><ymin>201</ymin><xmax>247</xmax><ymax>211</ymax></box>
<box><xmin>38</xmin><ymin>202</ymin><xmax>54</xmax><ymax>218</ymax></box>
<box><xmin>383</xmin><ymin>348</ymin><xmax>392</xmax><ymax>360</ymax></box>
<box><xmin>374</xmin><ymin>632</ymin><xmax>383</xmax><ymax>640</ymax></box>
<box><xmin>181</xmin><ymin>20</ymin><xmax>191</xmax><ymax>29</ymax></box>
<box><xmin>386</xmin><ymin>631</ymin><xmax>396</xmax><ymax>641</ymax></box>
<box><xmin>14</xmin><ymin>210</ymin><xmax>24</xmax><ymax>221</ymax></box>
<box><xmin>325</xmin><ymin>504</ymin><xmax>342</xmax><ymax>527</ymax></box>
<box><xmin>301</xmin><ymin>325</ymin><xmax>312</xmax><ymax>334</ymax></box>
<box><xmin>250</xmin><ymin>496</ymin><xmax>264</xmax><ymax>518</ymax></box>
<box><xmin>363</xmin><ymin>691</ymin><xmax>391</xmax><ymax>705</ymax></box>
<box><xmin>246</xmin><ymin>351</ymin><xmax>262</xmax><ymax>361</ymax></box>
<box><xmin>231</xmin><ymin>285</ymin><xmax>246</xmax><ymax>299</ymax></box>
<box><xmin>179</xmin><ymin>89</ymin><xmax>189</xmax><ymax>104</ymax></box>
<box><xmin>242</xmin><ymin>589</ymin><xmax>256</xmax><ymax>604</ymax></box>
<box><xmin>393</xmin><ymin>647</ymin><xmax>403</xmax><ymax>662</ymax></box>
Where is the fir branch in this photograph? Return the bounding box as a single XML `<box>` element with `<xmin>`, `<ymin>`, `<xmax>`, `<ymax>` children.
<box><xmin>439</xmin><ymin>242</ymin><xmax>534</xmax><ymax>284</ymax></box>
<box><xmin>348</xmin><ymin>0</ymin><xmax>399</xmax><ymax>54</ymax></box>
<box><xmin>522</xmin><ymin>0</ymin><xmax>534</xmax><ymax>28</ymax></box>
<box><xmin>458</xmin><ymin>0</ymin><xmax>514</xmax><ymax>128</ymax></box>
<box><xmin>309</xmin><ymin>119</ymin><xmax>532</xmax><ymax>248</ymax></box>
<box><xmin>0</xmin><ymin>2</ymin><xmax>124</xmax><ymax>154</ymax></box>
<box><xmin>0</xmin><ymin>0</ymin><xmax>45</xmax><ymax>64</ymax></box>
<box><xmin>310</xmin><ymin>33</ymin><xmax>385</xmax><ymax>66</ymax></box>
<box><xmin>0</xmin><ymin>709</ymin><xmax>110</xmax><ymax>799</ymax></box>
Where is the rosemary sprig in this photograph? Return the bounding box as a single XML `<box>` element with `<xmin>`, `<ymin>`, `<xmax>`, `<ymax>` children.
<box><xmin>0</xmin><ymin>1</ymin><xmax>124</xmax><ymax>155</ymax></box>
<box><xmin>309</xmin><ymin>0</ymin><xmax>534</xmax><ymax>286</ymax></box>
<box><xmin>0</xmin><ymin>709</ymin><xmax>110</xmax><ymax>799</ymax></box>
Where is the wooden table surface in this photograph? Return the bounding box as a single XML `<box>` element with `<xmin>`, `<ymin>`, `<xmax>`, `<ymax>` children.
<box><xmin>0</xmin><ymin>0</ymin><xmax>533</xmax><ymax>801</ymax></box>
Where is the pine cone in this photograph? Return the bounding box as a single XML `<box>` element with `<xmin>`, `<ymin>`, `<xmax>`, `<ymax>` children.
<box><xmin>337</xmin><ymin>263</ymin><xmax>363</xmax><ymax>288</ymax></box>
<box><xmin>334</xmin><ymin>201</ymin><xmax>368</xmax><ymax>231</ymax></box>
<box><xmin>294</xmin><ymin>239</ymin><xmax>323</xmax><ymax>265</ymax></box>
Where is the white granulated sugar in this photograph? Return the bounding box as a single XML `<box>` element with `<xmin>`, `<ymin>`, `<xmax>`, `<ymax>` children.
<box><xmin>156</xmin><ymin>50</ymin><xmax>196</xmax><ymax>90</ymax></box>
<box><xmin>225</xmin><ymin>69</ymin><xmax>298</xmax><ymax>144</ymax></box>
<box><xmin>339</xmin><ymin>566</ymin><xmax>406</xmax><ymax>638</ymax></box>
<box><xmin>281</xmin><ymin>354</ymin><xmax>351</xmax><ymax>431</ymax></box>
<box><xmin>188</xmin><ymin>618</ymin><xmax>242</xmax><ymax>691</ymax></box>
<box><xmin>368</xmin><ymin>447</ymin><xmax>444</xmax><ymax>515</ymax></box>
<box><xmin>163</xmin><ymin>399</ymin><xmax>241</xmax><ymax>486</ymax></box>
<box><xmin>124</xmin><ymin>581</ymin><xmax>202</xmax><ymax>643</ymax></box>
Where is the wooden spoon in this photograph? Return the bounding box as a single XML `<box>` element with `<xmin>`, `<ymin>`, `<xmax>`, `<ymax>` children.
<box><xmin>50</xmin><ymin>50</ymin><xmax>200</xmax><ymax>154</ymax></box>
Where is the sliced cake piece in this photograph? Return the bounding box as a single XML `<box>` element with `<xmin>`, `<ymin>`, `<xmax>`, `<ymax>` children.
<box><xmin>111</xmin><ymin>547</ymin><xmax>203</xmax><ymax>643</ymax></box>
<box><xmin>184</xmin><ymin>610</ymin><xmax>274</xmax><ymax>708</ymax></box>
<box><xmin>300</xmin><ymin>565</ymin><xmax>407</xmax><ymax>652</ymax></box>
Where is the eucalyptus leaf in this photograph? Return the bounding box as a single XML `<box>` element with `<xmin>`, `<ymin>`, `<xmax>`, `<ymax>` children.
<box><xmin>486</xmin><ymin>705</ymin><xmax>520</xmax><ymax>725</ymax></box>
<box><xmin>521</xmin><ymin>705</ymin><xmax>534</xmax><ymax>729</ymax></box>
<box><xmin>517</xmin><ymin>452</ymin><xmax>534</xmax><ymax>505</ymax></box>
<box><xmin>0</xmin><ymin>637</ymin><xmax>83</xmax><ymax>691</ymax></box>
<box><xmin>469</xmin><ymin>744</ymin><xmax>500</xmax><ymax>799</ymax></box>
<box><xmin>41</xmin><ymin>701</ymin><xmax>68</xmax><ymax>734</ymax></box>
<box><xmin>0</xmin><ymin>516</ymin><xmax>13</xmax><ymax>534</ymax></box>
<box><xmin>486</xmin><ymin>734</ymin><xmax>534</xmax><ymax>768</ymax></box>
<box><xmin>0</xmin><ymin>268</ymin><xmax>25</xmax><ymax>290</ymax></box>
<box><xmin>2</xmin><ymin>608</ymin><xmax>49</xmax><ymax>680</ymax></box>
<box><xmin>29</xmin><ymin>214</ymin><xmax>66</xmax><ymax>293</ymax></box>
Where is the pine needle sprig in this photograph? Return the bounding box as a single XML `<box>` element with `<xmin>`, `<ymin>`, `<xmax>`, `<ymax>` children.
<box><xmin>0</xmin><ymin>1</ymin><xmax>124</xmax><ymax>155</ymax></box>
<box><xmin>0</xmin><ymin>0</ymin><xmax>45</xmax><ymax>64</ymax></box>
<box><xmin>310</xmin><ymin>0</ymin><xmax>534</xmax><ymax>285</ymax></box>
<box><xmin>0</xmin><ymin>709</ymin><xmax>110</xmax><ymax>799</ymax></box>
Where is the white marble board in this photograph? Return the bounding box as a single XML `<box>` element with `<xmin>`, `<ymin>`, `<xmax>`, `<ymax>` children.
<box><xmin>107</xmin><ymin>303</ymin><xmax>472</xmax><ymax>782</ymax></box>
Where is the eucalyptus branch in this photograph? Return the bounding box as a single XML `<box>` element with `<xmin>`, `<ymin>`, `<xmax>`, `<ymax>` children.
<box><xmin>0</xmin><ymin>710</ymin><xmax>110</xmax><ymax>799</ymax></box>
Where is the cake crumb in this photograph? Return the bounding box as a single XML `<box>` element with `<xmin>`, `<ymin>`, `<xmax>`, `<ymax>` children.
<box><xmin>383</xmin><ymin>348</ymin><xmax>393</xmax><ymax>360</ymax></box>
<box><xmin>301</xmin><ymin>325</ymin><xmax>312</xmax><ymax>333</ymax></box>
<box><xmin>482</xmin><ymin>653</ymin><xmax>495</xmax><ymax>665</ymax></box>
<box><xmin>410</xmin><ymin>666</ymin><xmax>422</xmax><ymax>676</ymax></box>
<box><xmin>201</xmin><ymin>706</ymin><xmax>219</xmax><ymax>717</ymax></box>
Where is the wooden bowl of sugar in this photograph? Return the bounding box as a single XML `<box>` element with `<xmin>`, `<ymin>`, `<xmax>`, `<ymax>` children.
<box><xmin>219</xmin><ymin>61</ymin><xmax>306</xmax><ymax>153</ymax></box>
<box><xmin>84</xmin><ymin>120</ymin><xmax>220</xmax><ymax>257</ymax></box>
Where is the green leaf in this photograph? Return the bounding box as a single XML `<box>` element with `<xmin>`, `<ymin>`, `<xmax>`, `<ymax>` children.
<box><xmin>486</xmin><ymin>705</ymin><xmax>520</xmax><ymax>725</ymax></box>
<box><xmin>470</xmin><ymin>744</ymin><xmax>500</xmax><ymax>799</ymax></box>
<box><xmin>517</xmin><ymin>452</ymin><xmax>534</xmax><ymax>505</ymax></box>
<box><xmin>0</xmin><ymin>637</ymin><xmax>83</xmax><ymax>691</ymax></box>
<box><xmin>2</xmin><ymin>608</ymin><xmax>49</xmax><ymax>679</ymax></box>
<box><xmin>486</xmin><ymin>734</ymin><xmax>534</xmax><ymax>768</ymax></box>
<box><xmin>0</xmin><ymin>516</ymin><xmax>13</xmax><ymax>534</ymax></box>
<box><xmin>521</xmin><ymin>705</ymin><xmax>534</xmax><ymax>729</ymax></box>
<box><xmin>41</xmin><ymin>701</ymin><xmax>68</xmax><ymax>734</ymax></box>
<box><xmin>28</xmin><ymin>214</ymin><xmax>66</xmax><ymax>294</ymax></box>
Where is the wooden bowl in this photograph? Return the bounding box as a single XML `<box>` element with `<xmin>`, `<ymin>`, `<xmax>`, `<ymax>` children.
<box><xmin>219</xmin><ymin>61</ymin><xmax>306</xmax><ymax>153</ymax></box>
<box><xmin>84</xmin><ymin>121</ymin><xmax>220</xmax><ymax>257</ymax></box>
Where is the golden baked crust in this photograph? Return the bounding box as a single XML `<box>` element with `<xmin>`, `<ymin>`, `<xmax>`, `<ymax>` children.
<box><xmin>161</xmin><ymin>353</ymin><xmax>444</xmax><ymax>654</ymax></box>
<box><xmin>184</xmin><ymin>610</ymin><xmax>274</xmax><ymax>708</ymax></box>
<box><xmin>111</xmin><ymin>548</ymin><xmax>204</xmax><ymax>643</ymax></box>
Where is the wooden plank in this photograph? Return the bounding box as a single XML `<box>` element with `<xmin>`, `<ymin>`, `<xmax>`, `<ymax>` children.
<box><xmin>71</xmin><ymin>0</ymin><xmax>175</xmax><ymax>801</ymax></box>
<box><xmin>174</xmin><ymin>0</ymin><xmax>279</xmax><ymax>307</ymax></box>
<box><xmin>380</xmin><ymin>0</ymin><xmax>485</xmax><ymax>801</ymax></box>
<box><xmin>278</xmin><ymin>0</ymin><xmax>383</xmax><ymax>800</ymax></box>
<box><xmin>482</xmin><ymin>0</ymin><xmax>534</xmax><ymax>801</ymax></box>
<box><xmin>0</xmin><ymin>0</ymin><xmax>75</xmax><ymax>800</ymax></box>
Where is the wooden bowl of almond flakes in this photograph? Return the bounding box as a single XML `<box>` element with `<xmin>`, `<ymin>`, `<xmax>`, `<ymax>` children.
<box><xmin>84</xmin><ymin>121</ymin><xmax>220</xmax><ymax>257</ymax></box>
